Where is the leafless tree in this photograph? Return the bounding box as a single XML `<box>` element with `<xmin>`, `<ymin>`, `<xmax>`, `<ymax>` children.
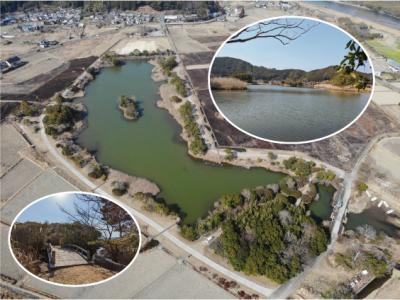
<box><xmin>59</xmin><ymin>194</ymin><xmax>132</xmax><ymax>241</ymax></box>
<box><xmin>227</xmin><ymin>19</ymin><xmax>319</xmax><ymax>44</ymax></box>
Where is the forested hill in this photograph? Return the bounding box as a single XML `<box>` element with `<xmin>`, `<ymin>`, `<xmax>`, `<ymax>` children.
<box><xmin>211</xmin><ymin>57</ymin><xmax>371</xmax><ymax>84</ymax></box>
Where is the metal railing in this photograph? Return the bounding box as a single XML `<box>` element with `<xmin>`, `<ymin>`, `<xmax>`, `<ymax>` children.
<box><xmin>63</xmin><ymin>244</ymin><xmax>90</xmax><ymax>260</ymax></box>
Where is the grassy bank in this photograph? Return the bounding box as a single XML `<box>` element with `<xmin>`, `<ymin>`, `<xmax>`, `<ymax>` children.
<box><xmin>367</xmin><ymin>39</ymin><xmax>400</xmax><ymax>63</ymax></box>
<box><xmin>210</xmin><ymin>77</ymin><xmax>247</xmax><ymax>90</ymax></box>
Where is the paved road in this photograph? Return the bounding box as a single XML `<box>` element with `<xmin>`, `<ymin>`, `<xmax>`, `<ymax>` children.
<box><xmin>52</xmin><ymin>247</ymin><xmax>88</xmax><ymax>268</ymax></box>
<box><xmin>38</xmin><ymin>116</ymin><xmax>275</xmax><ymax>297</ymax></box>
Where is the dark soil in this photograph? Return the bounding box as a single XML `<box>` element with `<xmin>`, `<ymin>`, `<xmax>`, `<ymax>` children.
<box><xmin>181</xmin><ymin>51</ymin><xmax>215</xmax><ymax>66</ymax></box>
<box><xmin>188</xmin><ymin>35</ymin><xmax>229</xmax><ymax>44</ymax></box>
<box><xmin>1</xmin><ymin>56</ymin><xmax>97</xmax><ymax>101</ymax></box>
<box><xmin>188</xmin><ymin>69</ymin><xmax>209</xmax><ymax>90</ymax></box>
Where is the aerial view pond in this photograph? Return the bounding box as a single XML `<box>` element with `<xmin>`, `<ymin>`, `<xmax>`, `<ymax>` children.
<box><xmin>76</xmin><ymin>60</ymin><xmax>288</xmax><ymax>223</ymax></box>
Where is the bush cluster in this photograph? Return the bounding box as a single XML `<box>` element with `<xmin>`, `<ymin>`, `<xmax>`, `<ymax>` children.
<box><xmin>17</xmin><ymin>100</ymin><xmax>39</xmax><ymax>117</ymax></box>
<box><xmin>43</xmin><ymin>103</ymin><xmax>74</xmax><ymax>136</ymax></box>
<box><xmin>170</xmin><ymin>95</ymin><xmax>182</xmax><ymax>103</ymax></box>
<box><xmin>170</xmin><ymin>74</ymin><xmax>188</xmax><ymax>97</ymax></box>
<box><xmin>134</xmin><ymin>192</ymin><xmax>177</xmax><ymax>217</ymax></box>
<box><xmin>181</xmin><ymin>183</ymin><xmax>328</xmax><ymax>284</ymax></box>
<box><xmin>179</xmin><ymin>102</ymin><xmax>207</xmax><ymax>155</ymax></box>
<box><xmin>283</xmin><ymin>157</ymin><xmax>316</xmax><ymax>179</ymax></box>
<box><xmin>158</xmin><ymin>56</ymin><xmax>177</xmax><ymax>76</ymax></box>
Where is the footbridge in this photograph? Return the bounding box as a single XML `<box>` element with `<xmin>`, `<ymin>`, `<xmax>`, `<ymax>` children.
<box><xmin>48</xmin><ymin>244</ymin><xmax>90</xmax><ymax>269</ymax></box>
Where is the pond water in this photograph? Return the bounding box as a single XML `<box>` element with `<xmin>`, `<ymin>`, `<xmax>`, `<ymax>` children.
<box><xmin>76</xmin><ymin>61</ymin><xmax>287</xmax><ymax>223</ymax></box>
<box><xmin>213</xmin><ymin>85</ymin><xmax>369</xmax><ymax>142</ymax></box>
<box><xmin>345</xmin><ymin>207</ymin><xmax>400</xmax><ymax>239</ymax></box>
<box><xmin>310</xmin><ymin>185</ymin><xmax>336</xmax><ymax>223</ymax></box>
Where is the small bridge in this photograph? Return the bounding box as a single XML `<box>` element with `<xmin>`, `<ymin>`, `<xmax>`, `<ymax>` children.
<box><xmin>48</xmin><ymin>244</ymin><xmax>90</xmax><ymax>269</ymax></box>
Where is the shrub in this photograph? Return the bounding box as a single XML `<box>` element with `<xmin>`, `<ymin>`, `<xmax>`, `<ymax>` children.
<box><xmin>357</xmin><ymin>181</ymin><xmax>368</xmax><ymax>194</ymax></box>
<box><xmin>170</xmin><ymin>74</ymin><xmax>187</xmax><ymax>97</ymax></box>
<box><xmin>268</xmin><ymin>152</ymin><xmax>277</xmax><ymax>160</ymax></box>
<box><xmin>43</xmin><ymin>104</ymin><xmax>74</xmax><ymax>126</ymax></box>
<box><xmin>54</xmin><ymin>93</ymin><xmax>65</xmax><ymax>104</ymax></box>
<box><xmin>170</xmin><ymin>96</ymin><xmax>182</xmax><ymax>103</ymax></box>
<box><xmin>88</xmin><ymin>164</ymin><xmax>105</xmax><ymax>179</ymax></box>
<box><xmin>335</xmin><ymin>252</ymin><xmax>354</xmax><ymax>270</ymax></box>
<box><xmin>61</xmin><ymin>145</ymin><xmax>73</xmax><ymax>156</ymax></box>
<box><xmin>112</xmin><ymin>181</ymin><xmax>129</xmax><ymax>196</ymax></box>
<box><xmin>159</xmin><ymin>56</ymin><xmax>177</xmax><ymax>74</ymax></box>
<box><xmin>316</xmin><ymin>169</ymin><xmax>336</xmax><ymax>182</ymax></box>
<box><xmin>363</xmin><ymin>253</ymin><xmax>388</xmax><ymax>277</ymax></box>
<box><xmin>224</xmin><ymin>149</ymin><xmax>235</xmax><ymax>161</ymax></box>
<box><xmin>18</xmin><ymin>100</ymin><xmax>39</xmax><ymax>117</ymax></box>
<box><xmin>104</xmin><ymin>53</ymin><xmax>123</xmax><ymax>66</ymax></box>
<box><xmin>71</xmin><ymin>155</ymin><xmax>86</xmax><ymax>168</ymax></box>
<box><xmin>44</xmin><ymin>126</ymin><xmax>58</xmax><ymax>137</ymax></box>
<box><xmin>87</xmin><ymin>67</ymin><xmax>97</xmax><ymax>76</ymax></box>
<box><xmin>283</xmin><ymin>157</ymin><xmax>315</xmax><ymax>178</ymax></box>
<box><xmin>131</xmin><ymin>49</ymin><xmax>141</xmax><ymax>56</ymax></box>
<box><xmin>180</xmin><ymin>224</ymin><xmax>199</xmax><ymax>241</ymax></box>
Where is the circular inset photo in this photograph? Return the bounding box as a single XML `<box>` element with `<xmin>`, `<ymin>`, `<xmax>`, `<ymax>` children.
<box><xmin>209</xmin><ymin>16</ymin><xmax>374</xmax><ymax>144</ymax></box>
<box><xmin>9</xmin><ymin>192</ymin><xmax>141</xmax><ymax>286</ymax></box>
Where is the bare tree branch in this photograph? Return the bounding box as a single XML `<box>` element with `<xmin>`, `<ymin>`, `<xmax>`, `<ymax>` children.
<box><xmin>227</xmin><ymin>19</ymin><xmax>319</xmax><ymax>44</ymax></box>
<box><xmin>59</xmin><ymin>194</ymin><xmax>116</xmax><ymax>240</ymax></box>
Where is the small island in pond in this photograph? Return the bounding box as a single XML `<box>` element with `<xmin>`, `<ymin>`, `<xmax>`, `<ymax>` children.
<box><xmin>118</xmin><ymin>95</ymin><xmax>140</xmax><ymax>120</ymax></box>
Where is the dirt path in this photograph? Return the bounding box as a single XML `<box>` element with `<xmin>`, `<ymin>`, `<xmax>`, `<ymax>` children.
<box><xmin>48</xmin><ymin>265</ymin><xmax>115</xmax><ymax>285</ymax></box>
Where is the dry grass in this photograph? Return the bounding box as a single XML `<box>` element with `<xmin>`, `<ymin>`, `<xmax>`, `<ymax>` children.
<box><xmin>48</xmin><ymin>265</ymin><xmax>116</xmax><ymax>285</ymax></box>
<box><xmin>210</xmin><ymin>77</ymin><xmax>247</xmax><ymax>90</ymax></box>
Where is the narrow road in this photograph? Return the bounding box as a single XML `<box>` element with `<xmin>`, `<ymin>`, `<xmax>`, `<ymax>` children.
<box><xmin>38</xmin><ymin>116</ymin><xmax>275</xmax><ymax>297</ymax></box>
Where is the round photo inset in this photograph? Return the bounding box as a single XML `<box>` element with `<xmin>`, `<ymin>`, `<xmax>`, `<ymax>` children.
<box><xmin>9</xmin><ymin>192</ymin><xmax>141</xmax><ymax>286</ymax></box>
<box><xmin>209</xmin><ymin>16</ymin><xmax>374</xmax><ymax>144</ymax></box>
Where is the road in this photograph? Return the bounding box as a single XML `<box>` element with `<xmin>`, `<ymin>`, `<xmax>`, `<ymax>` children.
<box><xmin>38</xmin><ymin>116</ymin><xmax>275</xmax><ymax>297</ymax></box>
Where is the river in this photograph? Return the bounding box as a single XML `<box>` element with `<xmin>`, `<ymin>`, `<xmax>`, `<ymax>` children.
<box><xmin>309</xmin><ymin>1</ymin><xmax>400</xmax><ymax>31</ymax></box>
<box><xmin>76</xmin><ymin>61</ymin><xmax>288</xmax><ymax>223</ymax></box>
<box><xmin>213</xmin><ymin>85</ymin><xmax>369</xmax><ymax>142</ymax></box>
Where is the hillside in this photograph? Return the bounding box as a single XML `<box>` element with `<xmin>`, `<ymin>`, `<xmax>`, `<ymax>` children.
<box><xmin>211</xmin><ymin>57</ymin><xmax>372</xmax><ymax>87</ymax></box>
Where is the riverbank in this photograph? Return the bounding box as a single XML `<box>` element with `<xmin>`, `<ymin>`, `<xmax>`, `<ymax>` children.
<box><xmin>210</xmin><ymin>77</ymin><xmax>247</xmax><ymax>90</ymax></box>
<box><xmin>299</xmin><ymin>1</ymin><xmax>400</xmax><ymax>36</ymax></box>
<box><xmin>314</xmin><ymin>82</ymin><xmax>372</xmax><ymax>94</ymax></box>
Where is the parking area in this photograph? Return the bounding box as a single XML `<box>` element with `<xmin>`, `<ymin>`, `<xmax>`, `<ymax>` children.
<box><xmin>0</xmin><ymin>124</ymin><xmax>29</xmax><ymax>175</ymax></box>
<box><xmin>0</xmin><ymin>158</ymin><xmax>42</xmax><ymax>202</ymax></box>
<box><xmin>0</xmin><ymin>169</ymin><xmax>78</xmax><ymax>224</ymax></box>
